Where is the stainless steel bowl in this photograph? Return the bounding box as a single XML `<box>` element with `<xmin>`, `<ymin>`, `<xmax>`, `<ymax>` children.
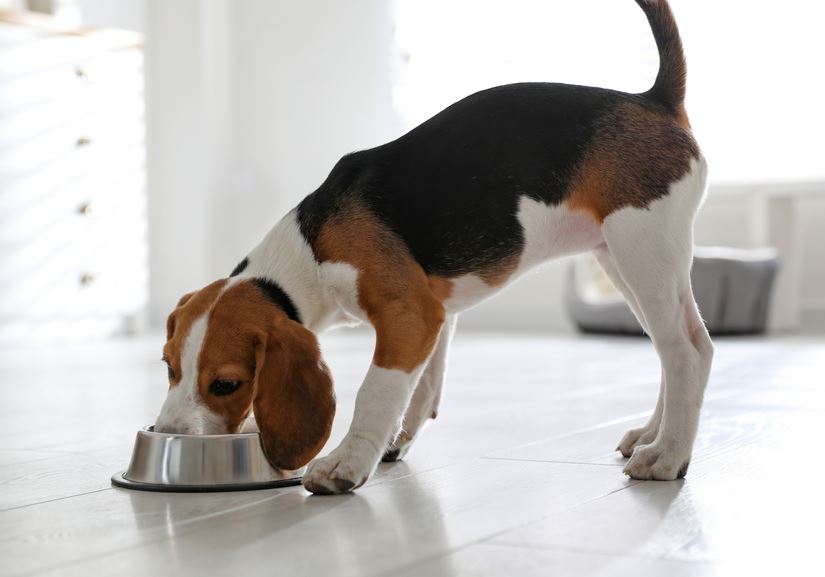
<box><xmin>111</xmin><ymin>426</ymin><xmax>303</xmax><ymax>492</ymax></box>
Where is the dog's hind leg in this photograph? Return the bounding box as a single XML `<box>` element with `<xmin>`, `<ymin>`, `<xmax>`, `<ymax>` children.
<box><xmin>383</xmin><ymin>314</ymin><xmax>457</xmax><ymax>462</ymax></box>
<box><xmin>593</xmin><ymin>247</ymin><xmax>666</xmax><ymax>457</ymax></box>
<box><xmin>600</xmin><ymin>158</ymin><xmax>713</xmax><ymax>480</ymax></box>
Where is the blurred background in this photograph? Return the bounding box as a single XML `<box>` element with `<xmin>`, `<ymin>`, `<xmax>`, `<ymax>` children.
<box><xmin>1</xmin><ymin>0</ymin><xmax>824</xmax><ymax>344</ymax></box>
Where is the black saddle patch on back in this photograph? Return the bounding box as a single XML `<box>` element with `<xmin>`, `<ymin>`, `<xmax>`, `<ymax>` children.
<box><xmin>298</xmin><ymin>82</ymin><xmax>695</xmax><ymax>278</ymax></box>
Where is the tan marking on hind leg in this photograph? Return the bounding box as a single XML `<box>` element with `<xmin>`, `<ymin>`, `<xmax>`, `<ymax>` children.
<box><xmin>566</xmin><ymin>101</ymin><xmax>700</xmax><ymax>223</ymax></box>
<box><xmin>599</xmin><ymin>160</ymin><xmax>712</xmax><ymax>481</ymax></box>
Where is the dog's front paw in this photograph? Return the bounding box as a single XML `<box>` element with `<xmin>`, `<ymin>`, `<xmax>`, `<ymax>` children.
<box><xmin>623</xmin><ymin>442</ymin><xmax>690</xmax><ymax>481</ymax></box>
<box><xmin>616</xmin><ymin>425</ymin><xmax>658</xmax><ymax>458</ymax></box>
<box><xmin>381</xmin><ymin>431</ymin><xmax>414</xmax><ymax>462</ymax></box>
<box><xmin>303</xmin><ymin>447</ymin><xmax>377</xmax><ymax>495</ymax></box>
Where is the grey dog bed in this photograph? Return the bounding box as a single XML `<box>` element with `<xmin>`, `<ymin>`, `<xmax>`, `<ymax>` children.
<box><xmin>565</xmin><ymin>247</ymin><xmax>779</xmax><ymax>336</ymax></box>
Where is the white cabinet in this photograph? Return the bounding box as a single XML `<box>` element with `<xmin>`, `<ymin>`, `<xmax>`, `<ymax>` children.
<box><xmin>0</xmin><ymin>12</ymin><xmax>148</xmax><ymax>344</ymax></box>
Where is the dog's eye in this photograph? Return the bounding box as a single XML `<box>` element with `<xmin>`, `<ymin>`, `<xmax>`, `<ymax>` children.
<box><xmin>209</xmin><ymin>379</ymin><xmax>242</xmax><ymax>396</ymax></box>
<box><xmin>162</xmin><ymin>358</ymin><xmax>175</xmax><ymax>381</ymax></box>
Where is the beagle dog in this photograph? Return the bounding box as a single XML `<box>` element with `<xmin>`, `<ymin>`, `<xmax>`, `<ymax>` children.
<box><xmin>156</xmin><ymin>0</ymin><xmax>713</xmax><ymax>495</ymax></box>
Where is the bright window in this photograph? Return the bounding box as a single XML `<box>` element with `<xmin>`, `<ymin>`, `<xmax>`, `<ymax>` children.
<box><xmin>394</xmin><ymin>0</ymin><xmax>825</xmax><ymax>184</ymax></box>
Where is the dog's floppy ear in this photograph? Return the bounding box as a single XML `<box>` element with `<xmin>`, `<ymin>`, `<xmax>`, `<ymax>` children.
<box><xmin>166</xmin><ymin>292</ymin><xmax>195</xmax><ymax>339</ymax></box>
<box><xmin>253</xmin><ymin>318</ymin><xmax>335</xmax><ymax>470</ymax></box>
<box><xmin>176</xmin><ymin>292</ymin><xmax>195</xmax><ymax>308</ymax></box>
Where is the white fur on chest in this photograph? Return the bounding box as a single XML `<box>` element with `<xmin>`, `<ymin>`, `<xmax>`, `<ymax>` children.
<box><xmin>443</xmin><ymin>197</ymin><xmax>603</xmax><ymax>312</ymax></box>
<box><xmin>318</xmin><ymin>261</ymin><xmax>366</xmax><ymax>326</ymax></box>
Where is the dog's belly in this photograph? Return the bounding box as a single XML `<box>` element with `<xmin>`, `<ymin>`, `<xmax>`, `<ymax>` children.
<box><xmin>442</xmin><ymin>197</ymin><xmax>603</xmax><ymax>313</ymax></box>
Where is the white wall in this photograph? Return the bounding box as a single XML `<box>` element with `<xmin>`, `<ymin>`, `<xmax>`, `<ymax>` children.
<box><xmin>221</xmin><ymin>0</ymin><xmax>401</xmax><ymax>273</ymax></box>
<box><xmin>144</xmin><ymin>0</ymin><xmax>400</xmax><ymax>327</ymax></box>
<box><xmin>144</xmin><ymin>0</ymin><xmax>222</xmax><ymax>325</ymax></box>
<box><xmin>798</xmin><ymin>199</ymin><xmax>825</xmax><ymax>311</ymax></box>
<box><xmin>75</xmin><ymin>0</ymin><xmax>145</xmax><ymax>33</ymax></box>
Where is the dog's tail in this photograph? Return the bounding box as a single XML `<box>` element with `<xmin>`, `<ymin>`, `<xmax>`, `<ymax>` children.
<box><xmin>635</xmin><ymin>0</ymin><xmax>687</xmax><ymax>114</ymax></box>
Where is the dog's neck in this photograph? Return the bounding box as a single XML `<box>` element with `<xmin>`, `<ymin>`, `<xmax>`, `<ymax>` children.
<box><xmin>240</xmin><ymin>210</ymin><xmax>342</xmax><ymax>332</ymax></box>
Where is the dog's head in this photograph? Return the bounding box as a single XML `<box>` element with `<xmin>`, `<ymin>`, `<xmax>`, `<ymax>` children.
<box><xmin>155</xmin><ymin>278</ymin><xmax>335</xmax><ymax>470</ymax></box>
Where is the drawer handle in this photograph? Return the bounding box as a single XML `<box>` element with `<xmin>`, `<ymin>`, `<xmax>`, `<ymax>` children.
<box><xmin>76</xmin><ymin>136</ymin><xmax>92</xmax><ymax>148</ymax></box>
<box><xmin>80</xmin><ymin>273</ymin><xmax>96</xmax><ymax>286</ymax></box>
<box><xmin>74</xmin><ymin>67</ymin><xmax>88</xmax><ymax>79</ymax></box>
<box><xmin>78</xmin><ymin>203</ymin><xmax>94</xmax><ymax>217</ymax></box>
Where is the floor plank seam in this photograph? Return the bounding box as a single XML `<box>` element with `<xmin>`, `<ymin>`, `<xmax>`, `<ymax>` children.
<box><xmin>480</xmin><ymin>538</ymin><xmax>716</xmax><ymax>565</ymax></box>
<box><xmin>0</xmin><ymin>455</ymin><xmax>68</xmax><ymax>468</ymax></box>
<box><xmin>0</xmin><ymin>487</ymin><xmax>113</xmax><ymax>514</ymax></box>
<box><xmin>369</xmin><ymin>456</ymin><xmax>491</xmax><ymax>487</ymax></box>
<box><xmin>479</xmin><ymin>457</ymin><xmax>624</xmax><ymax>467</ymax></box>
<box><xmin>475</xmin><ymin>411</ymin><xmax>652</xmax><ymax>460</ymax></box>
<box><xmin>690</xmin><ymin>431</ymin><xmax>778</xmax><ymax>465</ymax></box>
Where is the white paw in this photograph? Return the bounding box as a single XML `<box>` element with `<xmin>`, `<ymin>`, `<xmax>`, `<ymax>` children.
<box><xmin>382</xmin><ymin>431</ymin><xmax>414</xmax><ymax>462</ymax></box>
<box><xmin>616</xmin><ymin>424</ymin><xmax>658</xmax><ymax>458</ymax></box>
<box><xmin>623</xmin><ymin>442</ymin><xmax>690</xmax><ymax>480</ymax></box>
<box><xmin>303</xmin><ymin>446</ymin><xmax>377</xmax><ymax>495</ymax></box>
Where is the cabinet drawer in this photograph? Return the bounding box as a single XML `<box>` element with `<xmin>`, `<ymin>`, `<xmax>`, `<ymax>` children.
<box><xmin>0</xmin><ymin>259</ymin><xmax>147</xmax><ymax>320</ymax></box>
<box><xmin>0</xmin><ymin>155</ymin><xmax>146</xmax><ymax>244</ymax></box>
<box><xmin>0</xmin><ymin>105</ymin><xmax>144</xmax><ymax>175</ymax></box>
<box><xmin>0</xmin><ymin>182</ymin><xmax>147</xmax><ymax>319</ymax></box>
<box><xmin>0</xmin><ymin>28</ymin><xmax>141</xmax><ymax>79</ymax></box>
<box><xmin>0</xmin><ymin>48</ymin><xmax>143</xmax><ymax>113</ymax></box>
<box><xmin>0</xmin><ymin>75</ymin><xmax>143</xmax><ymax>147</ymax></box>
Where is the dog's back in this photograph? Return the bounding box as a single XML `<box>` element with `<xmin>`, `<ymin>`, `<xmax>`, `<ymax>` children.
<box><xmin>298</xmin><ymin>0</ymin><xmax>698</xmax><ymax>284</ymax></box>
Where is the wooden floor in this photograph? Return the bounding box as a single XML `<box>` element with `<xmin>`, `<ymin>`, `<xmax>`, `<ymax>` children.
<box><xmin>1</xmin><ymin>330</ymin><xmax>823</xmax><ymax>577</ymax></box>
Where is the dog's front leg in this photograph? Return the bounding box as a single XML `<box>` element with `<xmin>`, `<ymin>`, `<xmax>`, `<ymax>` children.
<box><xmin>383</xmin><ymin>314</ymin><xmax>457</xmax><ymax>462</ymax></box>
<box><xmin>303</xmin><ymin>301</ymin><xmax>445</xmax><ymax>495</ymax></box>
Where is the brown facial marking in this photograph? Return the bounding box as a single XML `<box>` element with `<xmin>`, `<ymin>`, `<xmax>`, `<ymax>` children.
<box><xmin>199</xmin><ymin>281</ymin><xmax>335</xmax><ymax>470</ymax></box>
<box><xmin>162</xmin><ymin>280</ymin><xmax>228</xmax><ymax>388</ymax></box>
<box><xmin>195</xmin><ymin>285</ymin><xmax>260</xmax><ymax>432</ymax></box>
<box><xmin>315</xmin><ymin>199</ymin><xmax>445</xmax><ymax>372</ymax></box>
<box><xmin>567</xmin><ymin>101</ymin><xmax>700</xmax><ymax>223</ymax></box>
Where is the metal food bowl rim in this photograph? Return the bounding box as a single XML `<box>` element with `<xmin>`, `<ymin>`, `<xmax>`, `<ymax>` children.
<box><xmin>139</xmin><ymin>424</ymin><xmax>259</xmax><ymax>438</ymax></box>
<box><xmin>110</xmin><ymin>425</ymin><xmax>304</xmax><ymax>493</ymax></box>
<box><xmin>111</xmin><ymin>471</ymin><xmax>303</xmax><ymax>492</ymax></box>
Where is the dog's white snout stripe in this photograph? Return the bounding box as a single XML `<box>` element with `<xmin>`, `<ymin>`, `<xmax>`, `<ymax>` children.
<box><xmin>155</xmin><ymin>315</ymin><xmax>226</xmax><ymax>434</ymax></box>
